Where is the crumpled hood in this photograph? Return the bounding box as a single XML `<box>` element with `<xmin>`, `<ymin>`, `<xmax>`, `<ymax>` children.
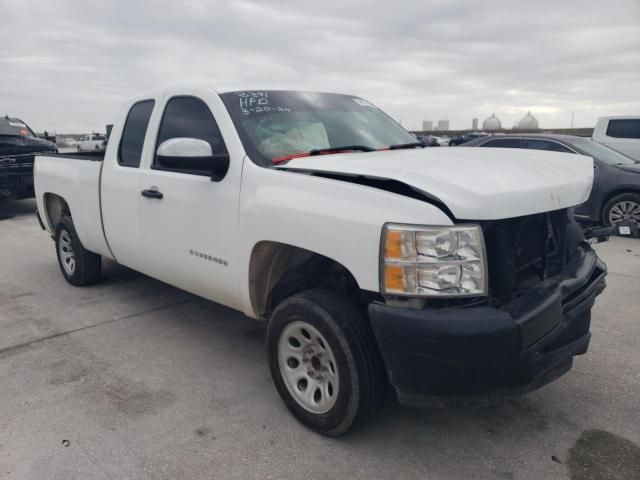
<box><xmin>275</xmin><ymin>148</ymin><xmax>594</xmax><ymax>220</ymax></box>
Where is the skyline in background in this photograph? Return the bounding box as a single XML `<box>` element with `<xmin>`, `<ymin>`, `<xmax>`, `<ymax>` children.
<box><xmin>1</xmin><ymin>0</ymin><xmax>639</xmax><ymax>133</ymax></box>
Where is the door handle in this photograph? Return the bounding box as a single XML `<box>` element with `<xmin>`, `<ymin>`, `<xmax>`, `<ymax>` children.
<box><xmin>141</xmin><ymin>188</ymin><xmax>163</xmax><ymax>199</ymax></box>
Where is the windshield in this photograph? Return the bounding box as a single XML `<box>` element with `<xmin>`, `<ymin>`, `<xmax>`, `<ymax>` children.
<box><xmin>220</xmin><ymin>90</ymin><xmax>417</xmax><ymax>165</ymax></box>
<box><xmin>0</xmin><ymin>118</ymin><xmax>36</xmax><ymax>137</ymax></box>
<box><xmin>571</xmin><ymin>137</ymin><xmax>637</xmax><ymax>165</ymax></box>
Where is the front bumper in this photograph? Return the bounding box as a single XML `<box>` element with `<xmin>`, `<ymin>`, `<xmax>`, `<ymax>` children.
<box><xmin>0</xmin><ymin>164</ymin><xmax>35</xmax><ymax>200</ymax></box>
<box><xmin>369</xmin><ymin>244</ymin><xmax>607</xmax><ymax>406</ymax></box>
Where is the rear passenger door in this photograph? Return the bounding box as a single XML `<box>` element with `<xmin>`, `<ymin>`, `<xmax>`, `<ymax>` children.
<box><xmin>101</xmin><ymin>99</ymin><xmax>155</xmax><ymax>271</ymax></box>
<box><xmin>137</xmin><ymin>94</ymin><xmax>242</xmax><ymax>310</ymax></box>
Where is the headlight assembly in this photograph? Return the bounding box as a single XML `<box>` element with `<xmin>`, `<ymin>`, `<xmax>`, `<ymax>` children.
<box><xmin>381</xmin><ymin>224</ymin><xmax>488</xmax><ymax>297</ymax></box>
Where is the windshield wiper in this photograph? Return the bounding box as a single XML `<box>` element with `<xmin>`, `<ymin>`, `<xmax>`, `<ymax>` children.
<box><xmin>388</xmin><ymin>142</ymin><xmax>426</xmax><ymax>150</ymax></box>
<box><xmin>309</xmin><ymin>145</ymin><xmax>376</xmax><ymax>155</ymax></box>
<box><xmin>272</xmin><ymin>145</ymin><xmax>375</xmax><ymax>164</ymax></box>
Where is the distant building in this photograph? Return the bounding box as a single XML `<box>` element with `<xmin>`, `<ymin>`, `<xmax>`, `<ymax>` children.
<box><xmin>515</xmin><ymin>111</ymin><xmax>539</xmax><ymax>130</ymax></box>
<box><xmin>422</xmin><ymin>120</ymin><xmax>433</xmax><ymax>131</ymax></box>
<box><xmin>472</xmin><ymin>118</ymin><xmax>479</xmax><ymax>130</ymax></box>
<box><xmin>437</xmin><ymin>119</ymin><xmax>449</xmax><ymax>131</ymax></box>
<box><xmin>483</xmin><ymin>113</ymin><xmax>502</xmax><ymax>131</ymax></box>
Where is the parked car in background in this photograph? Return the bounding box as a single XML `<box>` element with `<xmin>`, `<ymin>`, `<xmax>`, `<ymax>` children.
<box><xmin>416</xmin><ymin>134</ymin><xmax>440</xmax><ymax>147</ymax></box>
<box><xmin>77</xmin><ymin>134</ymin><xmax>108</xmax><ymax>152</ymax></box>
<box><xmin>449</xmin><ymin>132</ymin><xmax>488</xmax><ymax>146</ymax></box>
<box><xmin>462</xmin><ymin>134</ymin><xmax>640</xmax><ymax>225</ymax></box>
<box><xmin>0</xmin><ymin>115</ymin><xmax>57</xmax><ymax>201</ymax></box>
<box><xmin>58</xmin><ymin>137</ymin><xmax>79</xmax><ymax>148</ymax></box>
<box><xmin>34</xmin><ymin>87</ymin><xmax>605</xmax><ymax>435</ymax></box>
<box><xmin>435</xmin><ymin>135</ymin><xmax>449</xmax><ymax>146</ymax></box>
<box><xmin>593</xmin><ymin>116</ymin><xmax>640</xmax><ymax>161</ymax></box>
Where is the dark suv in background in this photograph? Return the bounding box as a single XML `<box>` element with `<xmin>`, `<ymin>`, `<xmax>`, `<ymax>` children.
<box><xmin>0</xmin><ymin>116</ymin><xmax>57</xmax><ymax>201</ymax></box>
<box><xmin>462</xmin><ymin>134</ymin><xmax>640</xmax><ymax>226</ymax></box>
<box><xmin>448</xmin><ymin>132</ymin><xmax>488</xmax><ymax>146</ymax></box>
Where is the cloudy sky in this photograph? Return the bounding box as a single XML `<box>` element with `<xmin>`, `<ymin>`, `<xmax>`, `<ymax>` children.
<box><xmin>1</xmin><ymin>0</ymin><xmax>639</xmax><ymax>133</ymax></box>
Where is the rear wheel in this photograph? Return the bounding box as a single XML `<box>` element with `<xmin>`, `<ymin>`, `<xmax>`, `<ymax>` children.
<box><xmin>55</xmin><ymin>216</ymin><xmax>102</xmax><ymax>286</ymax></box>
<box><xmin>266</xmin><ymin>289</ymin><xmax>386</xmax><ymax>436</ymax></box>
<box><xmin>603</xmin><ymin>193</ymin><xmax>640</xmax><ymax>225</ymax></box>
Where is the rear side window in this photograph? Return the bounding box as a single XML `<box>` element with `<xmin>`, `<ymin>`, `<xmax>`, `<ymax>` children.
<box><xmin>606</xmin><ymin>119</ymin><xmax>640</xmax><ymax>139</ymax></box>
<box><xmin>481</xmin><ymin>138</ymin><xmax>522</xmax><ymax>148</ymax></box>
<box><xmin>119</xmin><ymin>100</ymin><xmax>155</xmax><ymax>168</ymax></box>
<box><xmin>523</xmin><ymin>139</ymin><xmax>572</xmax><ymax>153</ymax></box>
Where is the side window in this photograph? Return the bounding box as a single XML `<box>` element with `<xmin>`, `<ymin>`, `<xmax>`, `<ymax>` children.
<box><xmin>606</xmin><ymin>119</ymin><xmax>640</xmax><ymax>139</ymax></box>
<box><xmin>481</xmin><ymin>138</ymin><xmax>522</xmax><ymax>148</ymax></box>
<box><xmin>523</xmin><ymin>139</ymin><xmax>572</xmax><ymax>153</ymax></box>
<box><xmin>118</xmin><ymin>100</ymin><xmax>155</xmax><ymax>168</ymax></box>
<box><xmin>154</xmin><ymin>96</ymin><xmax>228</xmax><ymax>175</ymax></box>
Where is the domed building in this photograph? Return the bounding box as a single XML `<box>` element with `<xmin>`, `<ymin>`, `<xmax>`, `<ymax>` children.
<box><xmin>516</xmin><ymin>111</ymin><xmax>539</xmax><ymax>130</ymax></box>
<box><xmin>482</xmin><ymin>113</ymin><xmax>502</xmax><ymax>131</ymax></box>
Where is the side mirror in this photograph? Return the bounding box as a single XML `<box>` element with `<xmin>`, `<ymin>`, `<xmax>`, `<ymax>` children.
<box><xmin>155</xmin><ymin>137</ymin><xmax>230</xmax><ymax>181</ymax></box>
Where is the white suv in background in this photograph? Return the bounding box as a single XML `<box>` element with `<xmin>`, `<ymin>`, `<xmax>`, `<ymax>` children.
<box><xmin>592</xmin><ymin>116</ymin><xmax>640</xmax><ymax>161</ymax></box>
<box><xmin>76</xmin><ymin>134</ymin><xmax>108</xmax><ymax>152</ymax></box>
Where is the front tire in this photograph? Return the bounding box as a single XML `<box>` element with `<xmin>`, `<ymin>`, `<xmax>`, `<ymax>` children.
<box><xmin>602</xmin><ymin>193</ymin><xmax>640</xmax><ymax>225</ymax></box>
<box><xmin>266</xmin><ymin>289</ymin><xmax>386</xmax><ymax>436</ymax></box>
<box><xmin>55</xmin><ymin>216</ymin><xmax>102</xmax><ymax>286</ymax></box>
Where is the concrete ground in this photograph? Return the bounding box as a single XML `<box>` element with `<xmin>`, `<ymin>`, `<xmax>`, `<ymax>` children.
<box><xmin>1</xmin><ymin>199</ymin><xmax>639</xmax><ymax>480</ymax></box>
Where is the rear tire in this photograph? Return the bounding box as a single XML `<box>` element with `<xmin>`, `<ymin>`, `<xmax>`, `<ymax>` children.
<box><xmin>55</xmin><ymin>216</ymin><xmax>102</xmax><ymax>286</ymax></box>
<box><xmin>266</xmin><ymin>289</ymin><xmax>386</xmax><ymax>436</ymax></box>
<box><xmin>602</xmin><ymin>193</ymin><xmax>640</xmax><ymax>225</ymax></box>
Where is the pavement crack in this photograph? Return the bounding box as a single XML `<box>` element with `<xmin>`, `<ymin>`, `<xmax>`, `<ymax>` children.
<box><xmin>0</xmin><ymin>299</ymin><xmax>192</xmax><ymax>357</ymax></box>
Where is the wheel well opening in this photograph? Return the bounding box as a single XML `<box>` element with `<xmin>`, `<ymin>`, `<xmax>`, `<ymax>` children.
<box><xmin>43</xmin><ymin>193</ymin><xmax>71</xmax><ymax>231</ymax></box>
<box><xmin>248</xmin><ymin>241</ymin><xmax>374</xmax><ymax>320</ymax></box>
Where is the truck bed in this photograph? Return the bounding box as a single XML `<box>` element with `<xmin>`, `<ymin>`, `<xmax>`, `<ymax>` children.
<box><xmin>34</xmin><ymin>153</ymin><xmax>112</xmax><ymax>258</ymax></box>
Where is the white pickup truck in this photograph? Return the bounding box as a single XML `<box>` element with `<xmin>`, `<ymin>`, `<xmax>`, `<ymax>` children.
<box><xmin>76</xmin><ymin>133</ymin><xmax>108</xmax><ymax>153</ymax></box>
<box><xmin>592</xmin><ymin>116</ymin><xmax>640</xmax><ymax>161</ymax></box>
<box><xmin>34</xmin><ymin>88</ymin><xmax>607</xmax><ymax>436</ymax></box>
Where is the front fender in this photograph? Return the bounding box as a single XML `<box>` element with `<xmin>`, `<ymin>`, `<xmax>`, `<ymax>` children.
<box><xmin>237</xmin><ymin>161</ymin><xmax>452</xmax><ymax>317</ymax></box>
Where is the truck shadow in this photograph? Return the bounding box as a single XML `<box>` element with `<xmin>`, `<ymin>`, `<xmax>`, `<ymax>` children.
<box><xmin>24</xmin><ymin>236</ymin><xmax>634</xmax><ymax>479</ymax></box>
<box><xmin>93</xmin><ymin>263</ymin><xmax>574</xmax><ymax>451</ymax></box>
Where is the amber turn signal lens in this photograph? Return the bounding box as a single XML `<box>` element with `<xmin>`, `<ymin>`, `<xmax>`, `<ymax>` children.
<box><xmin>385</xmin><ymin>230</ymin><xmax>403</xmax><ymax>259</ymax></box>
<box><xmin>384</xmin><ymin>265</ymin><xmax>405</xmax><ymax>291</ymax></box>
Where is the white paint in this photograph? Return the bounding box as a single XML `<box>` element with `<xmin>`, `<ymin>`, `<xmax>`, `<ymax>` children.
<box><xmin>35</xmin><ymin>87</ymin><xmax>596</xmax><ymax>319</ymax></box>
<box><xmin>156</xmin><ymin>137</ymin><xmax>213</xmax><ymax>157</ymax></box>
<box><xmin>592</xmin><ymin>116</ymin><xmax>640</xmax><ymax>161</ymax></box>
<box><xmin>278</xmin><ymin>147</ymin><xmax>594</xmax><ymax>220</ymax></box>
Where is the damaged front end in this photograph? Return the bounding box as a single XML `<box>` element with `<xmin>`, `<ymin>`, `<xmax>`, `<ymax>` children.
<box><xmin>369</xmin><ymin>209</ymin><xmax>607</xmax><ymax>405</ymax></box>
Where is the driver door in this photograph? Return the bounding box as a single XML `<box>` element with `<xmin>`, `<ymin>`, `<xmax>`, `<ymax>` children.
<box><xmin>137</xmin><ymin>94</ymin><xmax>242</xmax><ymax>310</ymax></box>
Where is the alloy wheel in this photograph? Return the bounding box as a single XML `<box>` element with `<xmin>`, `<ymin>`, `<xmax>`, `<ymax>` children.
<box><xmin>608</xmin><ymin>200</ymin><xmax>640</xmax><ymax>224</ymax></box>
